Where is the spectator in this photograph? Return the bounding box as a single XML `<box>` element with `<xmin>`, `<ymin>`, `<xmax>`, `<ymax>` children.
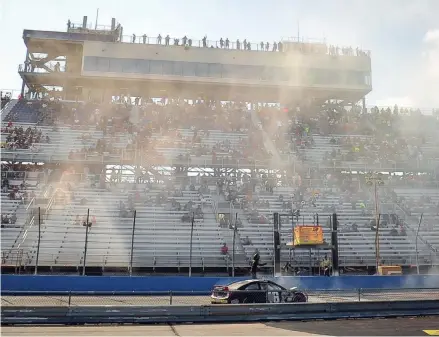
<box><xmin>242</xmin><ymin>236</ymin><xmax>252</xmax><ymax>245</ymax></box>
<box><xmin>251</xmin><ymin>249</ymin><xmax>266</xmax><ymax>279</ymax></box>
<box><xmin>320</xmin><ymin>255</ymin><xmax>331</xmax><ymax>276</ymax></box>
<box><xmin>221</xmin><ymin>243</ymin><xmax>228</xmax><ymax>255</ymax></box>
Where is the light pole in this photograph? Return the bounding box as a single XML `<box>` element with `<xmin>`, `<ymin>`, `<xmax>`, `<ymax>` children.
<box><xmin>365</xmin><ymin>173</ymin><xmax>384</xmax><ymax>271</ymax></box>
<box><xmin>415</xmin><ymin>213</ymin><xmax>424</xmax><ymax>275</ymax></box>
<box><xmin>232</xmin><ymin>213</ymin><xmax>237</xmax><ymax>277</ymax></box>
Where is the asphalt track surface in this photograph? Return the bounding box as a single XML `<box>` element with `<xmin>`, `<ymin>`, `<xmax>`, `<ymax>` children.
<box><xmin>2</xmin><ymin>317</ymin><xmax>439</xmax><ymax>336</ymax></box>
<box><xmin>2</xmin><ymin>289</ymin><xmax>439</xmax><ymax>306</ymax></box>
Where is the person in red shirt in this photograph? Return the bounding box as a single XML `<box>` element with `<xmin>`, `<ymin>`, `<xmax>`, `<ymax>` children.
<box><xmin>221</xmin><ymin>243</ymin><xmax>228</xmax><ymax>255</ymax></box>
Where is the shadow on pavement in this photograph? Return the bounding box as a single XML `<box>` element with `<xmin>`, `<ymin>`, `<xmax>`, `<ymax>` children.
<box><xmin>265</xmin><ymin>316</ymin><xmax>438</xmax><ymax>336</ymax></box>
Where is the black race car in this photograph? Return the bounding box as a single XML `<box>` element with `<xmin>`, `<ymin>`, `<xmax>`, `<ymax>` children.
<box><xmin>211</xmin><ymin>279</ymin><xmax>307</xmax><ymax>304</ymax></box>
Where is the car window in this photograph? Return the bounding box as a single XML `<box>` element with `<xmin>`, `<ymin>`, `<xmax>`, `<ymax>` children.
<box><xmin>267</xmin><ymin>283</ymin><xmax>283</xmax><ymax>291</ymax></box>
<box><xmin>243</xmin><ymin>283</ymin><xmax>260</xmax><ymax>290</ymax></box>
<box><xmin>259</xmin><ymin>282</ymin><xmax>268</xmax><ymax>290</ymax></box>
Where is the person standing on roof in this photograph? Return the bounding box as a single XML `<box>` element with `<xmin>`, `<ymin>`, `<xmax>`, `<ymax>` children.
<box><xmin>251</xmin><ymin>249</ymin><xmax>266</xmax><ymax>279</ymax></box>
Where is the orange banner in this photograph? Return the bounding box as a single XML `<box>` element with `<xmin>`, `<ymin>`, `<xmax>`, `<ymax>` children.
<box><xmin>293</xmin><ymin>226</ymin><xmax>324</xmax><ymax>246</ymax></box>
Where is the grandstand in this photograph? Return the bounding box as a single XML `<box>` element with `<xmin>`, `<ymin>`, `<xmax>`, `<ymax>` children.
<box><xmin>1</xmin><ymin>15</ymin><xmax>438</xmax><ymax>276</ymax></box>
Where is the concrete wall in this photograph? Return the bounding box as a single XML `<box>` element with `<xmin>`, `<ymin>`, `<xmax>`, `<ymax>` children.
<box><xmin>2</xmin><ymin>275</ymin><xmax>438</xmax><ymax>292</ymax></box>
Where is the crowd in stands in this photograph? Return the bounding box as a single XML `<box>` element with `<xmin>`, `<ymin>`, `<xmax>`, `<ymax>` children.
<box><xmin>1</xmin><ymin>163</ymin><xmax>44</xmax><ymax>228</ymax></box>
<box><xmin>1</xmin><ymin>123</ymin><xmax>49</xmax><ymax>151</ymax></box>
<box><xmin>8</xmin><ymin>95</ymin><xmax>270</xmax><ymax>165</ymax></box>
<box><xmin>117</xmin><ymin>176</ymin><xmax>208</xmax><ymax>223</ymax></box>
<box><xmin>261</xmin><ymin>101</ymin><xmax>439</xmax><ymax>167</ymax></box>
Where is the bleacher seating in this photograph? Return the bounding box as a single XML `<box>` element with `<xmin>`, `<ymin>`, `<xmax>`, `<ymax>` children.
<box><xmin>1</xmin><ymin>98</ymin><xmax>438</xmax><ymax>273</ymax></box>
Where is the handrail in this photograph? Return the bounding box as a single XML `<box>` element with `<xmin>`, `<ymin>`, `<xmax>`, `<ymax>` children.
<box><xmin>211</xmin><ymin>197</ymin><xmax>219</xmax><ymax>221</ymax></box>
<box><xmin>17</xmin><ymin>216</ymin><xmax>35</xmax><ymax>249</ymax></box>
<box><xmin>393</xmin><ymin>202</ymin><xmax>438</xmax><ymax>255</ymax></box>
<box><xmin>17</xmin><ymin>187</ymin><xmax>57</xmax><ymax>252</ymax></box>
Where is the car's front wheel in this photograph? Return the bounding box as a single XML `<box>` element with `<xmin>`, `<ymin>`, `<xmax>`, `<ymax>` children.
<box><xmin>242</xmin><ymin>298</ymin><xmax>255</xmax><ymax>304</ymax></box>
<box><xmin>292</xmin><ymin>293</ymin><xmax>307</xmax><ymax>302</ymax></box>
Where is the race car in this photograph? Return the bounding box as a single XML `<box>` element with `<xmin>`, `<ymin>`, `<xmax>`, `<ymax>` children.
<box><xmin>211</xmin><ymin>279</ymin><xmax>307</xmax><ymax>304</ymax></box>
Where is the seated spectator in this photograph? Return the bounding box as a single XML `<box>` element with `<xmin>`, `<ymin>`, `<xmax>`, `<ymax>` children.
<box><xmin>389</xmin><ymin>227</ymin><xmax>398</xmax><ymax>236</ymax></box>
<box><xmin>181</xmin><ymin>213</ymin><xmax>192</xmax><ymax>222</ymax></box>
<box><xmin>400</xmin><ymin>225</ymin><xmax>407</xmax><ymax>236</ymax></box>
<box><xmin>219</xmin><ymin>217</ymin><xmax>227</xmax><ymax>228</ymax></box>
<box><xmin>194</xmin><ymin>205</ymin><xmax>203</xmax><ymax>216</ymax></box>
<box><xmin>242</xmin><ymin>236</ymin><xmax>252</xmax><ymax>245</ymax></box>
<box><xmin>82</xmin><ymin>220</ymin><xmax>91</xmax><ymax>227</ymax></box>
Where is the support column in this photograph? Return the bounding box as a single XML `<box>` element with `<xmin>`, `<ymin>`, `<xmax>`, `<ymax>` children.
<box><xmin>21</xmin><ymin>51</ymin><xmax>30</xmax><ymax>97</ymax></box>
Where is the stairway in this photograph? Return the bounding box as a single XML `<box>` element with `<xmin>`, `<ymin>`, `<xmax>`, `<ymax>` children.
<box><xmin>1</xmin><ymin>99</ymin><xmax>18</xmax><ymax>121</ymax></box>
<box><xmin>210</xmin><ymin>192</ymin><xmax>248</xmax><ymax>267</ymax></box>
<box><xmin>249</xmin><ymin>109</ymin><xmax>285</xmax><ymax>168</ymax></box>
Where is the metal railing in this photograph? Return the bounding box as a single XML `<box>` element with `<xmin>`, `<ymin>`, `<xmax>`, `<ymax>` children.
<box><xmin>0</xmin><ymin>249</ymin><xmax>26</xmax><ymax>273</ymax></box>
<box><xmin>18</xmin><ymin>63</ymin><xmax>66</xmax><ymax>74</ymax></box>
<box><xmin>0</xmin><ymin>149</ymin><xmax>272</xmax><ymax>169</ymax></box>
<box><xmin>1</xmin><ymin>89</ymin><xmax>22</xmax><ymax>99</ymax></box>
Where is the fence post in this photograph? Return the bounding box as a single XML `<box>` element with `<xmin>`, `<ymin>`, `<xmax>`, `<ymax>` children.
<box><xmin>189</xmin><ymin>213</ymin><xmax>194</xmax><ymax>277</ymax></box>
<box><xmin>82</xmin><ymin>209</ymin><xmax>90</xmax><ymax>276</ymax></box>
<box><xmin>129</xmin><ymin>210</ymin><xmax>137</xmax><ymax>276</ymax></box>
<box><xmin>68</xmin><ymin>291</ymin><xmax>72</xmax><ymax>307</ymax></box>
<box><xmin>169</xmin><ymin>291</ymin><xmax>173</xmax><ymax>305</ymax></box>
<box><xmin>34</xmin><ymin>207</ymin><xmax>41</xmax><ymax>275</ymax></box>
<box><xmin>358</xmin><ymin>288</ymin><xmax>361</xmax><ymax>302</ymax></box>
<box><xmin>375</xmin><ymin>213</ymin><xmax>381</xmax><ymax>272</ymax></box>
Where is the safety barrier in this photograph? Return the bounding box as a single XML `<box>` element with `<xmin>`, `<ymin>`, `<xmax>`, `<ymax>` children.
<box><xmin>2</xmin><ymin>300</ymin><xmax>439</xmax><ymax>325</ymax></box>
<box><xmin>2</xmin><ymin>288</ymin><xmax>439</xmax><ymax>307</ymax></box>
<box><xmin>2</xmin><ymin>274</ymin><xmax>439</xmax><ymax>292</ymax></box>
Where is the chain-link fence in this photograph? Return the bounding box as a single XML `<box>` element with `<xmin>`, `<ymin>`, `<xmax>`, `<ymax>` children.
<box><xmin>2</xmin><ymin>288</ymin><xmax>439</xmax><ymax>307</ymax></box>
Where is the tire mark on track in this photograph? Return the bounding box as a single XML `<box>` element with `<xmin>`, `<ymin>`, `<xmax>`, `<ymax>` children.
<box><xmin>169</xmin><ymin>323</ymin><xmax>181</xmax><ymax>336</ymax></box>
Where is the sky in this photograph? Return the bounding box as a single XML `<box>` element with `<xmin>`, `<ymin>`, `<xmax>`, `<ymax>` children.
<box><xmin>1</xmin><ymin>0</ymin><xmax>438</xmax><ymax>109</ymax></box>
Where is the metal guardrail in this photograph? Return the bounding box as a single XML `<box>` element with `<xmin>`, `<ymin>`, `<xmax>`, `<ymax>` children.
<box><xmin>2</xmin><ymin>288</ymin><xmax>439</xmax><ymax>307</ymax></box>
<box><xmin>2</xmin><ymin>300</ymin><xmax>439</xmax><ymax>325</ymax></box>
